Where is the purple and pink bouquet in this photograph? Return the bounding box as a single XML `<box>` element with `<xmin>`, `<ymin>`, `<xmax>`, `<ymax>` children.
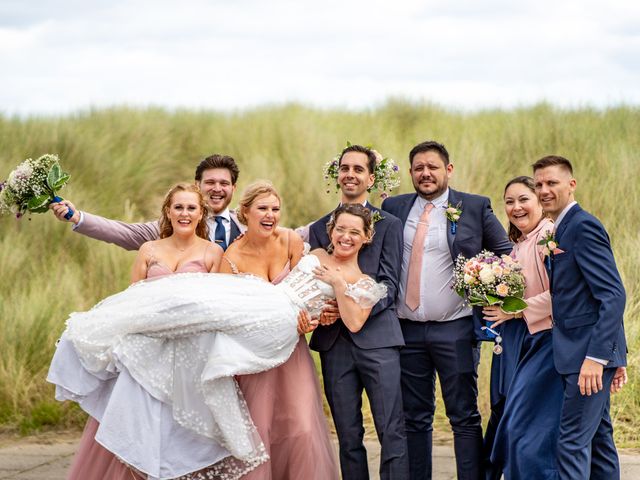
<box><xmin>452</xmin><ymin>250</ymin><xmax>527</xmax><ymax>313</ymax></box>
<box><xmin>0</xmin><ymin>154</ymin><xmax>71</xmax><ymax>219</ymax></box>
<box><xmin>452</xmin><ymin>251</ymin><xmax>527</xmax><ymax>348</ymax></box>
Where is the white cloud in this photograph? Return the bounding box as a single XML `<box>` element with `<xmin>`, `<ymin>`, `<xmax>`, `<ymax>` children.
<box><xmin>0</xmin><ymin>0</ymin><xmax>639</xmax><ymax>115</ymax></box>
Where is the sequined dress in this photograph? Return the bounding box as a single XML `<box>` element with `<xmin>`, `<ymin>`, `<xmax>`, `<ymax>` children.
<box><xmin>48</xmin><ymin>254</ymin><xmax>384</xmax><ymax>480</ymax></box>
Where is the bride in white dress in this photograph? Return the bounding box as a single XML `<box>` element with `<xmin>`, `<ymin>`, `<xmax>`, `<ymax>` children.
<box><xmin>48</xmin><ymin>202</ymin><xmax>385</xmax><ymax>480</ymax></box>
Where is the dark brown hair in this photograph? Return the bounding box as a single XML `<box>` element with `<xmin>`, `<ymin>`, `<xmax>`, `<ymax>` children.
<box><xmin>339</xmin><ymin>145</ymin><xmax>377</xmax><ymax>174</ymax></box>
<box><xmin>159</xmin><ymin>183</ymin><xmax>209</xmax><ymax>239</ymax></box>
<box><xmin>325</xmin><ymin>203</ymin><xmax>374</xmax><ymax>253</ymax></box>
<box><xmin>194</xmin><ymin>154</ymin><xmax>240</xmax><ymax>184</ymax></box>
<box><xmin>409</xmin><ymin>141</ymin><xmax>450</xmax><ymax>166</ymax></box>
<box><xmin>531</xmin><ymin>155</ymin><xmax>573</xmax><ymax>175</ymax></box>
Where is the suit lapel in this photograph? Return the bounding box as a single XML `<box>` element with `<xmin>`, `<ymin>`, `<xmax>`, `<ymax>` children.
<box><xmin>230</xmin><ymin>219</ymin><xmax>241</xmax><ymax>243</ymax></box>
<box><xmin>446</xmin><ymin>189</ymin><xmax>459</xmax><ymax>260</ymax></box>
<box><xmin>397</xmin><ymin>194</ymin><xmax>417</xmax><ymax>226</ymax></box>
<box><xmin>554</xmin><ymin>203</ymin><xmax>581</xmax><ymax>244</ymax></box>
<box><xmin>365</xmin><ymin>201</ymin><xmax>378</xmax><ymax>213</ymax></box>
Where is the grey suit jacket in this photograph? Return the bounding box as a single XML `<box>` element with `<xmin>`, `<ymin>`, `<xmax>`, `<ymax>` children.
<box><xmin>74</xmin><ymin>211</ymin><xmax>244</xmax><ymax>250</ymax></box>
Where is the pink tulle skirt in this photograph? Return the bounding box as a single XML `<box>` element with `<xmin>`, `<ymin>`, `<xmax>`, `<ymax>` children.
<box><xmin>237</xmin><ymin>336</ymin><xmax>339</xmax><ymax>480</ymax></box>
<box><xmin>67</xmin><ymin>338</ymin><xmax>337</xmax><ymax>480</ymax></box>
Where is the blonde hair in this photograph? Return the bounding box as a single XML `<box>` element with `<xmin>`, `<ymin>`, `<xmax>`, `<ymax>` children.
<box><xmin>237</xmin><ymin>180</ymin><xmax>281</xmax><ymax>225</ymax></box>
<box><xmin>158</xmin><ymin>183</ymin><xmax>209</xmax><ymax>239</ymax></box>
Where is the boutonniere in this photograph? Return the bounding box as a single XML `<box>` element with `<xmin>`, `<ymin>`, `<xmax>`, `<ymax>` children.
<box><xmin>537</xmin><ymin>231</ymin><xmax>561</xmax><ymax>257</ymax></box>
<box><xmin>371</xmin><ymin>210</ymin><xmax>384</xmax><ymax>224</ymax></box>
<box><xmin>444</xmin><ymin>202</ymin><xmax>462</xmax><ymax>234</ymax></box>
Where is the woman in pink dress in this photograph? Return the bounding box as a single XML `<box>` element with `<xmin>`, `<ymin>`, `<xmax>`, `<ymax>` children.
<box><xmin>220</xmin><ymin>181</ymin><xmax>339</xmax><ymax>480</ymax></box>
<box><xmin>62</xmin><ymin>181</ymin><xmax>339</xmax><ymax>479</ymax></box>
<box><xmin>65</xmin><ymin>183</ymin><xmax>223</xmax><ymax>479</ymax></box>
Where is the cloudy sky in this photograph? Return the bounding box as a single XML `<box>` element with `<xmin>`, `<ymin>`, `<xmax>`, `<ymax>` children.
<box><xmin>1</xmin><ymin>0</ymin><xmax>639</xmax><ymax>115</ymax></box>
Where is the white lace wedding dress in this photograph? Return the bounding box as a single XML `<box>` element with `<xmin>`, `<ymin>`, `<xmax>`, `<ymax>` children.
<box><xmin>48</xmin><ymin>254</ymin><xmax>386</xmax><ymax>480</ymax></box>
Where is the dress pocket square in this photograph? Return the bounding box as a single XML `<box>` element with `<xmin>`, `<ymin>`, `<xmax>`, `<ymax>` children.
<box><xmin>553</xmin><ymin>248</ymin><xmax>565</xmax><ymax>255</ymax></box>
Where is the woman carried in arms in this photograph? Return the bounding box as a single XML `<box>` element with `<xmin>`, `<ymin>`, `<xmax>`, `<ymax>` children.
<box><xmin>48</xmin><ymin>181</ymin><xmax>381</xmax><ymax>479</ymax></box>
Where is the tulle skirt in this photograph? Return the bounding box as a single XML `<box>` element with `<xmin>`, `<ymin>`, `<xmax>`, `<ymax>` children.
<box><xmin>68</xmin><ymin>418</ymin><xmax>145</xmax><ymax>480</ymax></box>
<box><xmin>48</xmin><ymin>272</ymin><xmax>303</xmax><ymax>479</ymax></box>
<box><xmin>238</xmin><ymin>336</ymin><xmax>339</xmax><ymax>479</ymax></box>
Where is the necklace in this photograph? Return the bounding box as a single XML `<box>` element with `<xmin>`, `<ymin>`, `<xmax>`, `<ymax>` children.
<box><xmin>171</xmin><ymin>238</ymin><xmax>197</xmax><ymax>252</ymax></box>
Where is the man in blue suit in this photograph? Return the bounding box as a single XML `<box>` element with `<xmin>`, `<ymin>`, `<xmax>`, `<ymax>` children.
<box><xmin>533</xmin><ymin>155</ymin><xmax>627</xmax><ymax>480</ymax></box>
<box><xmin>382</xmin><ymin>141</ymin><xmax>511</xmax><ymax>480</ymax></box>
<box><xmin>308</xmin><ymin>144</ymin><xmax>409</xmax><ymax>479</ymax></box>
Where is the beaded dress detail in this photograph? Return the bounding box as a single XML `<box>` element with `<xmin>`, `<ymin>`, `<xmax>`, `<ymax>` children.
<box><xmin>48</xmin><ymin>254</ymin><xmax>384</xmax><ymax>480</ymax></box>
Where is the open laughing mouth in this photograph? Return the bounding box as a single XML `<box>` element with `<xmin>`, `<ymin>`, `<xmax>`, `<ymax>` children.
<box><xmin>260</xmin><ymin>221</ymin><xmax>275</xmax><ymax>229</ymax></box>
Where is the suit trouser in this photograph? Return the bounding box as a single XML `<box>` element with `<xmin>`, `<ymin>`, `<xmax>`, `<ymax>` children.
<box><xmin>400</xmin><ymin>316</ymin><xmax>483</xmax><ymax>480</ymax></box>
<box><xmin>320</xmin><ymin>333</ymin><xmax>409</xmax><ymax>480</ymax></box>
<box><xmin>558</xmin><ymin>368</ymin><xmax>619</xmax><ymax>480</ymax></box>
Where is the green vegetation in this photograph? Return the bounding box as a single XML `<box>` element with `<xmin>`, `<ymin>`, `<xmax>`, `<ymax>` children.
<box><xmin>1</xmin><ymin>102</ymin><xmax>638</xmax><ymax>445</ymax></box>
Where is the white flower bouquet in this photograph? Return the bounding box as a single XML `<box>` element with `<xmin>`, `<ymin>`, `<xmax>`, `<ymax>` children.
<box><xmin>0</xmin><ymin>154</ymin><xmax>72</xmax><ymax>219</ymax></box>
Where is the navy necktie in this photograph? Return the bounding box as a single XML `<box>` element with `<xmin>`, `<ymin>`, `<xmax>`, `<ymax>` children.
<box><xmin>214</xmin><ymin>216</ymin><xmax>227</xmax><ymax>251</ymax></box>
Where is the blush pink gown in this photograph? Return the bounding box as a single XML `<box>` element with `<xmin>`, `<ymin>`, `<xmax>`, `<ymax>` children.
<box><xmin>235</xmin><ymin>262</ymin><xmax>339</xmax><ymax>480</ymax></box>
<box><xmin>67</xmin><ymin>259</ymin><xmax>338</xmax><ymax>479</ymax></box>
<box><xmin>67</xmin><ymin>259</ymin><xmax>210</xmax><ymax>480</ymax></box>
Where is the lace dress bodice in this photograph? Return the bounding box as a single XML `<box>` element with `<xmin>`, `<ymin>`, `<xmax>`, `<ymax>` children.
<box><xmin>277</xmin><ymin>255</ymin><xmax>387</xmax><ymax>317</ymax></box>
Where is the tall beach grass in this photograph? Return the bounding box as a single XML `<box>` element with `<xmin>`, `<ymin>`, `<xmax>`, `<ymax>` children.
<box><xmin>1</xmin><ymin>101</ymin><xmax>638</xmax><ymax>445</ymax></box>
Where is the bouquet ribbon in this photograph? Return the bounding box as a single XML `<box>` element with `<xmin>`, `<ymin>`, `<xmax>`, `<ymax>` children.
<box><xmin>52</xmin><ymin>196</ymin><xmax>74</xmax><ymax>220</ymax></box>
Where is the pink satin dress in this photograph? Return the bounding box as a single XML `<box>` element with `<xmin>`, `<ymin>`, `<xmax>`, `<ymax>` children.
<box><xmin>67</xmin><ymin>258</ymin><xmax>209</xmax><ymax>480</ymax></box>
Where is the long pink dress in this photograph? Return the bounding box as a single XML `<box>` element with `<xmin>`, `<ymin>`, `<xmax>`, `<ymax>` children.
<box><xmin>67</xmin><ymin>259</ymin><xmax>210</xmax><ymax>480</ymax></box>
<box><xmin>67</xmin><ymin>258</ymin><xmax>338</xmax><ymax>479</ymax></box>
<box><xmin>234</xmin><ymin>261</ymin><xmax>339</xmax><ymax>480</ymax></box>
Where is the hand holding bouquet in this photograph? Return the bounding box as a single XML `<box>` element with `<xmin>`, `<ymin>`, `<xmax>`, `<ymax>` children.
<box><xmin>0</xmin><ymin>154</ymin><xmax>72</xmax><ymax>219</ymax></box>
<box><xmin>452</xmin><ymin>251</ymin><xmax>527</xmax><ymax>352</ymax></box>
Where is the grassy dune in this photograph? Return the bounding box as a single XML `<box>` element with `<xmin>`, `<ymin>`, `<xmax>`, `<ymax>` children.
<box><xmin>1</xmin><ymin>102</ymin><xmax>638</xmax><ymax>445</ymax></box>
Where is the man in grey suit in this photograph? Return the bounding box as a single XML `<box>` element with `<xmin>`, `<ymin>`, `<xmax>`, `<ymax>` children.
<box><xmin>51</xmin><ymin>154</ymin><xmax>244</xmax><ymax>249</ymax></box>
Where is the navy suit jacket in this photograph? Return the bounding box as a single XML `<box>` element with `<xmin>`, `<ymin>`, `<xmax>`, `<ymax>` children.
<box><xmin>548</xmin><ymin>204</ymin><xmax>627</xmax><ymax>374</ymax></box>
<box><xmin>308</xmin><ymin>203</ymin><xmax>405</xmax><ymax>351</ymax></box>
<box><xmin>381</xmin><ymin>189</ymin><xmax>512</xmax><ymax>339</ymax></box>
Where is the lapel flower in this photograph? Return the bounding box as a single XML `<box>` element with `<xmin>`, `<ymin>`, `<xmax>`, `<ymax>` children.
<box><xmin>537</xmin><ymin>231</ymin><xmax>561</xmax><ymax>257</ymax></box>
<box><xmin>371</xmin><ymin>210</ymin><xmax>384</xmax><ymax>224</ymax></box>
<box><xmin>444</xmin><ymin>202</ymin><xmax>462</xmax><ymax>234</ymax></box>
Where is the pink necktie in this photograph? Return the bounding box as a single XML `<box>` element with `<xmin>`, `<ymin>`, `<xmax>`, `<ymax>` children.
<box><xmin>405</xmin><ymin>203</ymin><xmax>434</xmax><ymax>311</ymax></box>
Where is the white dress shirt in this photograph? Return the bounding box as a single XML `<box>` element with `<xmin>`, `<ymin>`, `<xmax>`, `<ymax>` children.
<box><xmin>209</xmin><ymin>208</ymin><xmax>232</xmax><ymax>245</ymax></box>
<box><xmin>396</xmin><ymin>189</ymin><xmax>472</xmax><ymax>322</ymax></box>
<box><xmin>553</xmin><ymin>201</ymin><xmax>577</xmax><ymax>232</ymax></box>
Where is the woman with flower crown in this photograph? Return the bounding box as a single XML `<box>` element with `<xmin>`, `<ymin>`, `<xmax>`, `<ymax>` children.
<box><xmin>482</xmin><ymin>176</ymin><xmax>563</xmax><ymax>479</ymax></box>
<box><xmin>48</xmin><ymin>181</ymin><xmax>385</xmax><ymax>479</ymax></box>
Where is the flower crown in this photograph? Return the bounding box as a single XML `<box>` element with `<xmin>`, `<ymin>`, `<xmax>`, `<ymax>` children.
<box><xmin>323</xmin><ymin>142</ymin><xmax>401</xmax><ymax>199</ymax></box>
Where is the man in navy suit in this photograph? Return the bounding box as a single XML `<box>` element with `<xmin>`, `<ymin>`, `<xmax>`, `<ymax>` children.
<box><xmin>533</xmin><ymin>155</ymin><xmax>627</xmax><ymax>480</ymax></box>
<box><xmin>308</xmin><ymin>144</ymin><xmax>409</xmax><ymax>479</ymax></box>
<box><xmin>382</xmin><ymin>141</ymin><xmax>511</xmax><ymax>480</ymax></box>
